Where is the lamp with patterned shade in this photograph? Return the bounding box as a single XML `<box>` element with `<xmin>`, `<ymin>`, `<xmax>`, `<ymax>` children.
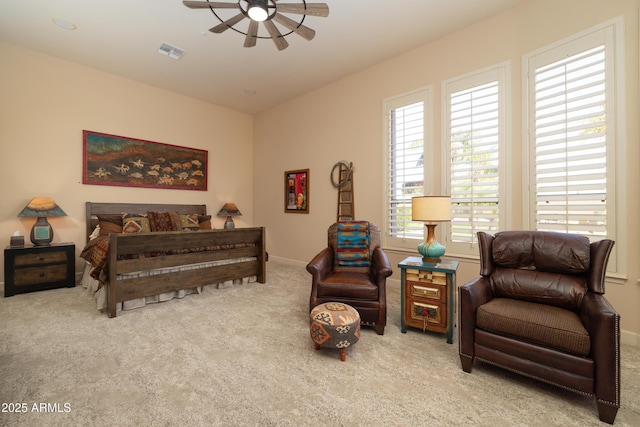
<box><xmin>217</xmin><ymin>203</ymin><xmax>242</xmax><ymax>229</ymax></box>
<box><xmin>411</xmin><ymin>196</ymin><xmax>451</xmax><ymax>262</ymax></box>
<box><xmin>17</xmin><ymin>197</ymin><xmax>67</xmax><ymax>246</ymax></box>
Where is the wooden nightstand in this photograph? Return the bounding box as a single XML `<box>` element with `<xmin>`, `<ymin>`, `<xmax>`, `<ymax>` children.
<box><xmin>4</xmin><ymin>243</ymin><xmax>75</xmax><ymax>297</ymax></box>
<box><xmin>399</xmin><ymin>256</ymin><xmax>459</xmax><ymax>344</ymax></box>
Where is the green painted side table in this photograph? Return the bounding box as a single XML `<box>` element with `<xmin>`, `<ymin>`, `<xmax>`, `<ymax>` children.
<box><xmin>399</xmin><ymin>256</ymin><xmax>459</xmax><ymax>344</ymax></box>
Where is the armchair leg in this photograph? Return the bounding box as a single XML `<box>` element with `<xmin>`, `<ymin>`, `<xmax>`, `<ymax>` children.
<box><xmin>375</xmin><ymin>325</ymin><xmax>385</xmax><ymax>335</ymax></box>
<box><xmin>597</xmin><ymin>401</ymin><xmax>618</xmax><ymax>425</ymax></box>
<box><xmin>459</xmin><ymin>354</ymin><xmax>474</xmax><ymax>373</ymax></box>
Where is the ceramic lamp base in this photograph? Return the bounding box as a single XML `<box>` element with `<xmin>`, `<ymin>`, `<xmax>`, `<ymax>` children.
<box><xmin>418</xmin><ymin>223</ymin><xmax>446</xmax><ymax>262</ymax></box>
<box><xmin>30</xmin><ymin>216</ymin><xmax>53</xmax><ymax>246</ymax></box>
<box><xmin>224</xmin><ymin>216</ymin><xmax>235</xmax><ymax>229</ymax></box>
<box><xmin>417</xmin><ymin>240</ymin><xmax>446</xmax><ymax>262</ymax></box>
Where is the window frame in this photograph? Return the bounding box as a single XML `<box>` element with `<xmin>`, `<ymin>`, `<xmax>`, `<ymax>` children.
<box><xmin>522</xmin><ymin>16</ymin><xmax>627</xmax><ymax>278</ymax></box>
<box><xmin>382</xmin><ymin>86</ymin><xmax>433</xmax><ymax>252</ymax></box>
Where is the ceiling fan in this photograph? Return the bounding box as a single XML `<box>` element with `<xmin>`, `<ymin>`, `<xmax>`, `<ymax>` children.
<box><xmin>183</xmin><ymin>0</ymin><xmax>330</xmax><ymax>51</ymax></box>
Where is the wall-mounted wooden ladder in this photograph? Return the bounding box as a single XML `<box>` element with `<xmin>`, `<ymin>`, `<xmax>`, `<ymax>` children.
<box><xmin>332</xmin><ymin>161</ymin><xmax>355</xmax><ymax>222</ymax></box>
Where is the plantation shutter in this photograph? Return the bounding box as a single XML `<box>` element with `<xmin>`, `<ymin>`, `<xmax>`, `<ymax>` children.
<box><xmin>533</xmin><ymin>45</ymin><xmax>607</xmax><ymax>237</ymax></box>
<box><xmin>449</xmin><ymin>81</ymin><xmax>500</xmax><ymax>244</ymax></box>
<box><xmin>386</xmin><ymin>100</ymin><xmax>425</xmax><ymax>241</ymax></box>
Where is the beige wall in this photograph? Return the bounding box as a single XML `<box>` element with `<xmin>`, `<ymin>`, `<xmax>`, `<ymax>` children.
<box><xmin>0</xmin><ymin>41</ymin><xmax>254</xmax><ymax>277</ymax></box>
<box><xmin>253</xmin><ymin>0</ymin><xmax>640</xmax><ymax>343</ymax></box>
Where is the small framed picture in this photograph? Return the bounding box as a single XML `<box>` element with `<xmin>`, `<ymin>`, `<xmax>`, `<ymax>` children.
<box><xmin>284</xmin><ymin>169</ymin><xmax>309</xmax><ymax>214</ymax></box>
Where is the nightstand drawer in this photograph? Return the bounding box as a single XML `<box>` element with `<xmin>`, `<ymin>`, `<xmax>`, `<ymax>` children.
<box><xmin>408</xmin><ymin>281</ymin><xmax>446</xmax><ymax>302</ymax></box>
<box><xmin>14</xmin><ymin>250</ymin><xmax>68</xmax><ymax>267</ymax></box>
<box><xmin>14</xmin><ymin>264</ymin><xmax>68</xmax><ymax>286</ymax></box>
<box><xmin>407</xmin><ymin>299</ymin><xmax>447</xmax><ymax>329</ymax></box>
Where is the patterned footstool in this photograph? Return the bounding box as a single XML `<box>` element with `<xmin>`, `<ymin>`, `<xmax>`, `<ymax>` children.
<box><xmin>310</xmin><ymin>302</ymin><xmax>360</xmax><ymax>362</ymax></box>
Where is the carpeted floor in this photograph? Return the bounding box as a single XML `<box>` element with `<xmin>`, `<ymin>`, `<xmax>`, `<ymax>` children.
<box><xmin>0</xmin><ymin>258</ymin><xmax>638</xmax><ymax>426</ymax></box>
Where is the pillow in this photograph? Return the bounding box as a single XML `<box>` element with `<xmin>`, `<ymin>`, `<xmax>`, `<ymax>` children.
<box><xmin>97</xmin><ymin>214</ymin><xmax>124</xmax><ymax>236</ymax></box>
<box><xmin>336</xmin><ymin>221</ymin><xmax>370</xmax><ymax>267</ymax></box>
<box><xmin>122</xmin><ymin>213</ymin><xmax>150</xmax><ymax>233</ymax></box>
<box><xmin>491</xmin><ymin>267</ymin><xmax>587</xmax><ymax>311</ymax></box>
<box><xmin>89</xmin><ymin>225</ymin><xmax>101</xmax><ymax>240</ymax></box>
<box><xmin>198</xmin><ymin>215</ymin><xmax>213</xmax><ymax>230</ymax></box>
<box><xmin>179</xmin><ymin>214</ymin><xmax>201</xmax><ymax>231</ymax></box>
<box><xmin>147</xmin><ymin>211</ymin><xmax>182</xmax><ymax>232</ymax></box>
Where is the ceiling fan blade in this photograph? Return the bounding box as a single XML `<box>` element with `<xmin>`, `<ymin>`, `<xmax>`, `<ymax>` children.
<box><xmin>183</xmin><ymin>1</ymin><xmax>239</xmax><ymax>9</ymax></box>
<box><xmin>264</xmin><ymin>20</ymin><xmax>289</xmax><ymax>51</ymax></box>
<box><xmin>273</xmin><ymin>13</ymin><xmax>315</xmax><ymax>41</ymax></box>
<box><xmin>275</xmin><ymin>3</ymin><xmax>329</xmax><ymax>17</ymax></box>
<box><xmin>210</xmin><ymin>13</ymin><xmax>245</xmax><ymax>33</ymax></box>
<box><xmin>244</xmin><ymin>20</ymin><xmax>259</xmax><ymax>48</ymax></box>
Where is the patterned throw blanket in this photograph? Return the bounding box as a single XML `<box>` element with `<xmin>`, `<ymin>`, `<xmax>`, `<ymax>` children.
<box><xmin>336</xmin><ymin>221</ymin><xmax>370</xmax><ymax>267</ymax></box>
<box><xmin>78</xmin><ymin>236</ymin><xmax>110</xmax><ymax>282</ymax></box>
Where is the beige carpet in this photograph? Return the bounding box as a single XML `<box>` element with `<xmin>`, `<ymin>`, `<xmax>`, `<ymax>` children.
<box><xmin>0</xmin><ymin>258</ymin><xmax>638</xmax><ymax>427</ymax></box>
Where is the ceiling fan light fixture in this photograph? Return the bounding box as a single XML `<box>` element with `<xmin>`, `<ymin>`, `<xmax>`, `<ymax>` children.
<box><xmin>247</xmin><ymin>0</ymin><xmax>268</xmax><ymax>22</ymax></box>
<box><xmin>183</xmin><ymin>0</ymin><xmax>329</xmax><ymax>51</ymax></box>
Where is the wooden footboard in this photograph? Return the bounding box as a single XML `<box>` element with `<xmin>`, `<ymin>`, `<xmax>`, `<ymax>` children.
<box><xmin>106</xmin><ymin>227</ymin><xmax>266</xmax><ymax>317</ymax></box>
<box><xmin>85</xmin><ymin>201</ymin><xmax>266</xmax><ymax>318</ymax></box>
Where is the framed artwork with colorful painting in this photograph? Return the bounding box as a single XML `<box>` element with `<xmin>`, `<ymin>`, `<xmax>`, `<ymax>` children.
<box><xmin>82</xmin><ymin>130</ymin><xmax>208</xmax><ymax>191</ymax></box>
<box><xmin>284</xmin><ymin>169</ymin><xmax>309</xmax><ymax>213</ymax></box>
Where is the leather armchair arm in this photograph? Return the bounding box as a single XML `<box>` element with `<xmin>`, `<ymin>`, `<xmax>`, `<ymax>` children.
<box><xmin>580</xmin><ymin>293</ymin><xmax>620</xmax><ymax>407</ymax></box>
<box><xmin>306</xmin><ymin>247</ymin><xmax>333</xmax><ymax>283</ymax></box>
<box><xmin>459</xmin><ymin>277</ymin><xmax>493</xmax><ymax>358</ymax></box>
<box><xmin>371</xmin><ymin>247</ymin><xmax>392</xmax><ymax>304</ymax></box>
<box><xmin>587</xmin><ymin>239</ymin><xmax>614</xmax><ymax>294</ymax></box>
<box><xmin>371</xmin><ymin>247</ymin><xmax>393</xmax><ymax>285</ymax></box>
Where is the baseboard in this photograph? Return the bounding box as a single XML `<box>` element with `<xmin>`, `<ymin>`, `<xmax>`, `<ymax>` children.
<box><xmin>621</xmin><ymin>329</ymin><xmax>639</xmax><ymax>346</ymax></box>
<box><xmin>267</xmin><ymin>255</ymin><xmax>308</xmax><ymax>267</ymax></box>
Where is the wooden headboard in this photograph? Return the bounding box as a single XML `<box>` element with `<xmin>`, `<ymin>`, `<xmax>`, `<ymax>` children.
<box><xmin>85</xmin><ymin>202</ymin><xmax>208</xmax><ymax>241</ymax></box>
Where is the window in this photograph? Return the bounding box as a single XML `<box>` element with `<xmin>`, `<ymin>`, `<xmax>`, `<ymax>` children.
<box><xmin>443</xmin><ymin>65</ymin><xmax>509</xmax><ymax>256</ymax></box>
<box><xmin>530</xmin><ymin>42</ymin><xmax>607</xmax><ymax>236</ymax></box>
<box><xmin>524</xmin><ymin>18</ymin><xmax>625</xmax><ymax>276</ymax></box>
<box><xmin>384</xmin><ymin>88</ymin><xmax>432</xmax><ymax>250</ymax></box>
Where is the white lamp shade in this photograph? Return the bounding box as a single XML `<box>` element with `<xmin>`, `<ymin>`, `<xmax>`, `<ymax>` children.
<box><xmin>411</xmin><ymin>196</ymin><xmax>451</xmax><ymax>222</ymax></box>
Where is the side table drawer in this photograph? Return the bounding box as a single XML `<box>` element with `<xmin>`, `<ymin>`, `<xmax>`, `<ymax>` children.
<box><xmin>407</xmin><ymin>299</ymin><xmax>447</xmax><ymax>329</ymax></box>
<box><xmin>14</xmin><ymin>251</ymin><xmax>68</xmax><ymax>267</ymax></box>
<box><xmin>14</xmin><ymin>264</ymin><xmax>68</xmax><ymax>286</ymax></box>
<box><xmin>408</xmin><ymin>280</ymin><xmax>446</xmax><ymax>302</ymax></box>
<box><xmin>405</xmin><ymin>269</ymin><xmax>447</xmax><ymax>284</ymax></box>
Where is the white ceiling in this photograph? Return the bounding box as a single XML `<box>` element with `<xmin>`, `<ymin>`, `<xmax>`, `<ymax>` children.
<box><xmin>0</xmin><ymin>0</ymin><xmax>525</xmax><ymax>114</ymax></box>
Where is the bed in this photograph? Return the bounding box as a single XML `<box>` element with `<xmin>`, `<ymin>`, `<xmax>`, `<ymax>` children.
<box><xmin>80</xmin><ymin>202</ymin><xmax>266</xmax><ymax>317</ymax></box>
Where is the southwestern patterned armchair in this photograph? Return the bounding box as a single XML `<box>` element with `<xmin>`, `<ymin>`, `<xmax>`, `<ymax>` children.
<box><xmin>459</xmin><ymin>231</ymin><xmax>620</xmax><ymax>424</ymax></box>
<box><xmin>307</xmin><ymin>221</ymin><xmax>392</xmax><ymax>335</ymax></box>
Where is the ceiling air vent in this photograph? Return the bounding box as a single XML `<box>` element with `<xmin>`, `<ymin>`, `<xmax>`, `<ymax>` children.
<box><xmin>157</xmin><ymin>42</ymin><xmax>186</xmax><ymax>60</ymax></box>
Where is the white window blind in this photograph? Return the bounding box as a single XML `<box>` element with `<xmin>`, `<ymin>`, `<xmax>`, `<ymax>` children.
<box><xmin>533</xmin><ymin>45</ymin><xmax>607</xmax><ymax>237</ymax></box>
<box><xmin>384</xmin><ymin>89</ymin><xmax>430</xmax><ymax>249</ymax></box>
<box><xmin>448</xmin><ymin>79</ymin><xmax>501</xmax><ymax>245</ymax></box>
<box><xmin>387</xmin><ymin>101</ymin><xmax>424</xmax><ymax>239</ymax></box>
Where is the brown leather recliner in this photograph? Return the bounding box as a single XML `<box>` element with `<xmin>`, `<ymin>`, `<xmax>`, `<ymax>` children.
<box><xmin>307</xmin><ymin>221</ymin><xmax>392</xmax><ymax>335</ymax></box>
<box><xmin>459</xmin><ymin>231</ymin><xmax>620</xmax><ymax>424</ymax></box>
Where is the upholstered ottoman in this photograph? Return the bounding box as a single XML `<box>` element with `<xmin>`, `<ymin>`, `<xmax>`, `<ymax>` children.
<box><xmin>310</xmin><ymin>302</ymin><xmax>360</xmax><ymax>362</ymax></box>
